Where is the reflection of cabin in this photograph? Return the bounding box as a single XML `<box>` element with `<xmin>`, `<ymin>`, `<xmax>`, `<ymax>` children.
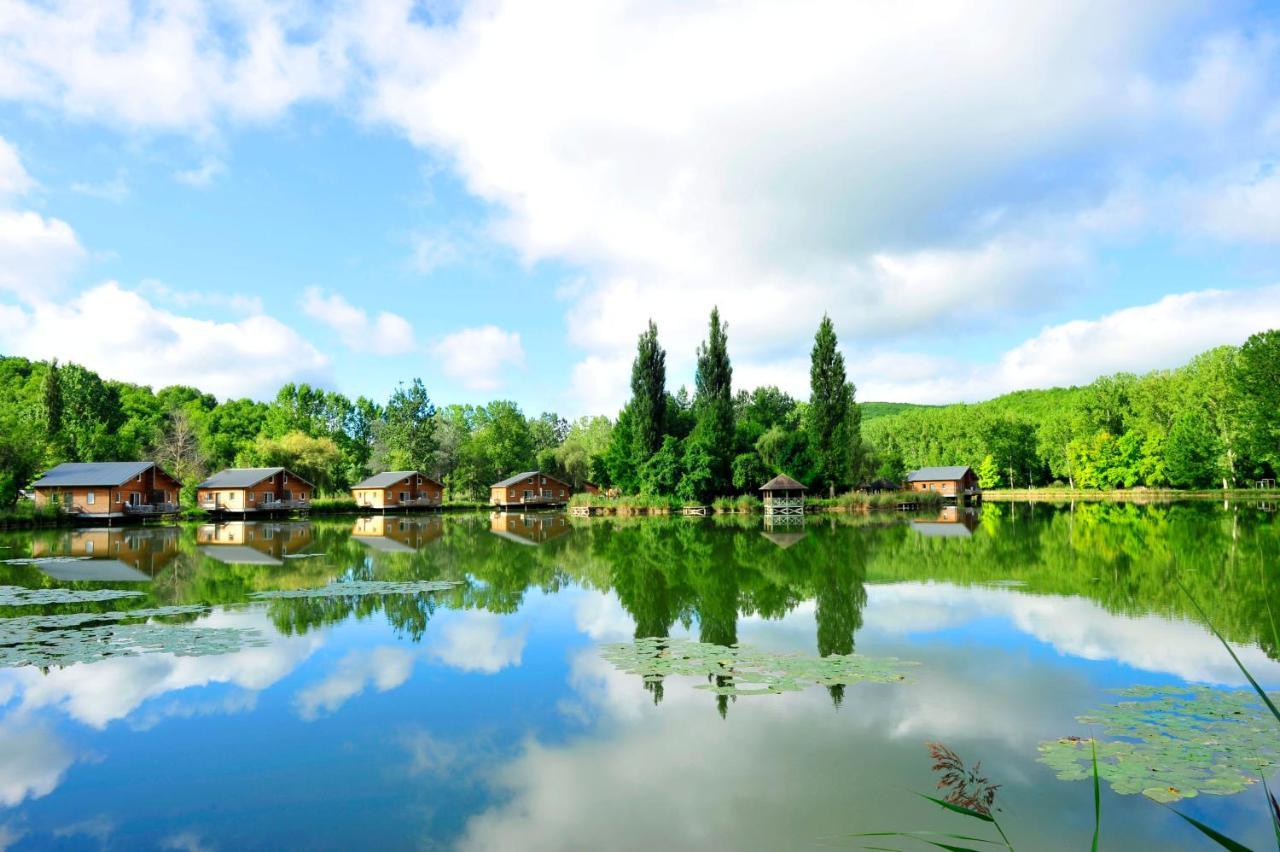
<box><xmin>488</xmin><ymin>512</ymin><xmax>573</xmax><ymax>545</ymax></box>
<box><xmin>760</xmin><ymin>474</ymin><xmax>806</xmax><ymax>516</ymax></box>
<box><xmin>910</xmin><ymin>506</ymin><xmax>981</xmax><ymax>538</ymax></box>
<box><xmin>906</xmin><ymin>466</ymin><xmax>981</xmax><ymax>504</ymax></box>
<box><xmin>351</xmin><ymin>515</ymin><xmax>444</xmax><ymax>553</ymax></box>
<box><xmin>760</xmin><ymin>515</ymin><xmax>807</xmax><ymax>548</ymax></box>
<box><xmin>31</xmin><ymin>462</ymin><xmax>181</xmax><ymax>522</ymax></box>
<box><xmin>195</xmin><ymin>521</ymin><xmax>315</xmax><ymax>565</ymax></box>
<box><xmin>351</xmin><ymin>471</ymin><xmax>444</xmax><ymax>511</ymax></box>
<box><xmin>31</xmin><ymin>526</ymin><xmax>181</xmax><ymax>580</ymax></box>
<box><xmin>489</xmin><ymin>471</ymin><xmax>573</xmax><ymax>510</ymax></box>
<box><xmin>196</xmin><ymin>468</ymin><xmax>314</xmax><ymax>515</ymax></box>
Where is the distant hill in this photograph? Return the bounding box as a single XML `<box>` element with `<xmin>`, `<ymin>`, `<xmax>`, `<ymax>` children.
<box><xmin>860</xmin><ymin>401</ymin><xmax>937</xmax><ymax>421</ymax></box>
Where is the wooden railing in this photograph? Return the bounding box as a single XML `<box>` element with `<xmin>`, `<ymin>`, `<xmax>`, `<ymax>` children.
<box><xmin>123</xmin><ymin>502</ymin><xmax>179</xmax><ymax>515</ymax></box>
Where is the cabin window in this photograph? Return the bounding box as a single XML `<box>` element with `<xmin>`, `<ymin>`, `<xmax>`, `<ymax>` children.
<box><xmin>86</xmin><ymin>490</ymin><xmax>95</xmax><ymax>505</ymax></box>
<box><xmin>559</xmin><ymin>489</ymin><xmax>565</xmax><ymax>497</ymax></box>
<box><xmin>86</xmin><ymin>540</ymin><xmax>94</xmax><ymax>554</ymax></box>
<box><xmin>523</xmin><ymin>489</ymin><xmax>533</xmax><ymax>499</ymax></box>
<box><xmin>249</xmin><ymin>492</ymin><xmax>255</xmax><ymax>502</ymax></box>
<box><xmin>542</xmin><ymin>489</ymin><xmax>552</xmax><ymax>498</ymax></box>
<box><xmin>400</xmin><ymin>491</ymin><xmax>409</xmax><ymax>503</ymax></box>
<box><xmin>541</xmin><ymin>476</ymin><xmax>546</xmax><ymax>484</ymax></box>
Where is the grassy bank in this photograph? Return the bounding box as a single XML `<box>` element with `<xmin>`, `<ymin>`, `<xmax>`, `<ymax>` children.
<box><xmin>984</xmin><ymin>486</ymin><xmax>1278</xmax><ymax>503</ymax></box>
<box><xmin>568</xmin><ymin>489</ymin><xmax>945</xmax><ymax>516</ymax></box>
<box><xmin>0</xmin><ymin>500</ymin><xmax>62</xmax><ymax>530</ymax></box>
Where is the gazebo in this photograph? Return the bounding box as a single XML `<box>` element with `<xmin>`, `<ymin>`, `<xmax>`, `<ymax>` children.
<box><xmin>760</xmin><ymin>474</ymin><xmax>806</xmax><ymax>516</ymax></box>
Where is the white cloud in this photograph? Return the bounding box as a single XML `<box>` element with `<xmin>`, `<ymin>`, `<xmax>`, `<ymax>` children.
<box><xmin>0</xmin><ymin>719</ymin><xmax>76</xmax><ymax>807</ymax></box>
<box><xmin>1194</xmin><ymin>168</ymin><xmax>1280</xmax><ymax>244</ymax></box>
<box><xmin>173</xmin><ymin>157</ymin><xmax>226</xmax><ymax>188</ymax></box>
<box><xmin>294</xmin><ymin>646</ymin><xmax>416</xmax><ymax>720</ymax></box>
<box><xmin>0</xmin><ymin>137</ymin><xmax>33</xmax><ymax>201</ymax></box>
<box><xmin>0</xmin><ymin>282</ymin><xmax>331</xmax><ymax>399</ymax></box>
<box><xmin>0</xmin><ymin>209</ymin><xmax>86</xmax><ymax>301</ymax></box>
<box><xmin>0</xmin><ymin>1</ymin><xmax>344</xmax><ymax>133</ymax></box>
<box><xmin>301</xmin><ymin>287</ymin><xmax>416</xmax><ymax>355</ymax></box>
<box><xmin>854</xmin><ymin>284</ymin><xmax>1280</xmax><ymax>403</ymax></box>
<box><xmin>70</xmin><ymin>169</ymin><xmax>129</xmax><ymax>202</ymax></box>
<box><xmin>433</xmin><ymin>325</ymin><xmax>524</xmax><ymax>392</ymax></box>
<box><xmin>426</xmin><ymin>611</ymin><xmax>525</xmax><ymax>674</ymax></box>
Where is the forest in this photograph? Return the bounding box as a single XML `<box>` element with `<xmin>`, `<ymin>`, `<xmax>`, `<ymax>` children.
<box><xmin>0</xmin><ymin>319</ymin><xmax>1277</xmax><ymax>507</ymax></box>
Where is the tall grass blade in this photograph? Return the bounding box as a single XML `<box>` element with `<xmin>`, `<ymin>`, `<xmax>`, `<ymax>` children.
<box><xmin>1091</xmin><ymin>735</ymin><xmax>1101</xmax><ymax>852</ymax></box>
<box><xmin>1263</xmin><ymin>776</ymin><xmax>1280</xmax><ymax>849</ymax></box>
<box><xmin>1168</xmin><ymin>807</ymin><xmax>1256</xmax><ymax>852</ymax></box>
<box><xmin>1179</xmin><ymin>580</ymin><xmax>1280</xmax><ymax>724</ymax></box>
<box><xmin>914</xmin><ymin>793</ymin><xmax>995</xmax><ymax>823</ymax></box>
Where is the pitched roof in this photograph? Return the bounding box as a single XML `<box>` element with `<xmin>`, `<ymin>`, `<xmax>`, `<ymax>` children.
<box><xmin>906</xmin><ymin>466</ymin><xmax>974</xmax><ymax>482</ymax></box>
<box><xmin>197</xmin><ymin>467</ymin><xmax>314</xmax><ymax>489</ymax></box>
<box><xmin>759</xmin><ymin>473</ymin><xmax>807</xmax><ymax>491</ymax></box>
<box><xmin>31</xmin><ymin>461</ymin><xmax>156</xmax><ymax>488</ymax></box>
<box><xmin>491</xmin><ymin>470</ymin><xmax>561</xmax><ymax>489</ymax></box>
<box><xmin>351</xmin><ymin>470</ymin><xmax>440</xmax><ymax>490</ymax></box>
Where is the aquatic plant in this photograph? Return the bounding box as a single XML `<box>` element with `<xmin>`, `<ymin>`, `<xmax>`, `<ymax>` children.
<box><xmin>0</xmin><ymin>585</ymin><xmax>145</xmax><ymax>606</ymax></box>
<box><xmin>927</xmin><ymin>742</ymin><xmax>1001</xmax><ymax>816</ymax></box>
<box><xmin>249</xmin><ymin>579</ymin><xmax>462</xmax><ymax>600</ymax></box>
<box><xmin>0</xmin><ymin>605</ymin><xmax>267</xmax><ymax>668</ymax></box>
<box><xmin>1038</xmin><ymin>685</ymin><xmax>1280</xmax><ymax>803</ymax></box>
<box><xmin>599</xmin><ymin>636</ymin><xmax>915</xmax><ymax>697</ymax></box>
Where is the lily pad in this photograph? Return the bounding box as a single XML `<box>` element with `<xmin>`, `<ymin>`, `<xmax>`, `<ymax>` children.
<box><xmin>1038</xmin><ymin>685</ymin><xmax>1280</xmax><ymax>802</ymax></box>
<box><xmin>249</xmin><ymin>579</ymin><xmax>461</xmax><ymax>599</ymax></box>
<box><xmin>0</xmin><ymin>605</ymin><xmax>268</xmax><ymax>669</ymax></box>
<box><xmin>600</xmin><ymin>636</ymin><xmax>916</xmax><ymax>698</ymax></box>
<box><xmin>0</xmin><ymin>585</ymin><xmax>146</xmax><ymax>607</ymax></box>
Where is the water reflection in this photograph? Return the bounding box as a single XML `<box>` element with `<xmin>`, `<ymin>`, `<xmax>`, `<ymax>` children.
<box><xmin>196</xmin><ymin>521</ymin><xmax>316</xmax><ymax>565</ymax></box>
<box><xmin>30</xmin><ymin>526</ymin><xmax>179</xmax><ymax>580</ymax></box>
<box><xmin>910</xmin><ymin>506</ymin><xmax>980</xmax><ymax>538</ymax></box>
<box><xmin>0</xmin><ymin>503</ymin><xmax>1278</xmax><ymax>848</ymax></box>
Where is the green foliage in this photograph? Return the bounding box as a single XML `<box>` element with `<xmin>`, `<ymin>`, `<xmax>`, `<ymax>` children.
<box><xmin>630</xmin><ymin>320</ymin><xmax>668</xmax><ymax>459</ymax></box>
<box><xmin>374</xmin><ymin>379</ymin><xmax>437</xmax><ymax>473</ymax></box>
<box><xmin>245</xmin><ymin>431</ymin><xmax>342</xmax><ymax>492</ymax></box>
<box><xmin>677</xmin><ymin>438</ymin><xmax>716</xmax><ymax>503</ymax></box>
<box><xmin>976</xmin><ymin>454</ymin><xmax>1000</xmax><ymax>489</ymax></box>
<box><xmin>1165</xmin><ymin>410</ymin><xmax>1222</xmax><ymax>488</ymax></box>
<box><xmin>731</xmin><ymin>451</ymin><xmax>769</xmax><ymax>491</ymax></box>
<box><xmin>692</xmin><ymin>308</ymin><xmax>735</xmax><ymax>494</ymax></box>
<box><xmin>808</xmin><ymin>315</ymin><xmax>859</xmax><ymax>494</ymax></box>
<box><xmin>640</xmin><ymin>435</ymin><xmax>683</xmax><ymax>495</ymax></box>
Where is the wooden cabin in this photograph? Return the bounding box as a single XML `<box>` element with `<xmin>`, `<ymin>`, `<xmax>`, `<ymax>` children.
<box><xmin>760</xmin><ymin>473</ymin><xmax>806</xmax><ymax>516</ymax></box>
<box><xmin>905</xmin><ymin>466</ymin><xmax>981</xmax><ymax>504</ymax></box>
<box><xmin>31</xmin><ymin>461</ymin><xmax>181</xmax><ymax>522</ymax></box>
<box><xmin>351</xmin><ymin>471</ymin><xmax>444</xmax><ymax>511</ymax></box>
<box><xmin>196</xmin><ymin>467</ymin><xmax>314</xmax><ymax>515</ymax></box>
<box><xmin>489</xmin><ymin>471</ymin><xmax>573</xmax><ymax>510</ymax></box>
<box><xmin>582</xmin><ymin>481</ymin><xmax>602</xmax><ymax>496</ymax></box>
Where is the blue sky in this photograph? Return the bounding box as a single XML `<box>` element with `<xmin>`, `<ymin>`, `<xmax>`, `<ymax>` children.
<box><xmin>1</xmin><ymin>1</ymin><xmax>1280</xmax><ymax>416</ymax></box>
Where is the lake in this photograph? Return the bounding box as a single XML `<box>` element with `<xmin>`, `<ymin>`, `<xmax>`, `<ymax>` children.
<box><xmin>0</xmin><ymin>503</ymin><xmax>1277</xmax><ymax>850</ymax></box>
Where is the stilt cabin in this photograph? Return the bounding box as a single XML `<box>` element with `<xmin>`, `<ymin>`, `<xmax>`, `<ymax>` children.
<box><xmin>489</xmin><ymin>471</ymin><xmax>573</xmax><ymax>510</ymax></box>
<box><xmin>905</xmin><ymin>466</ymin><xmax>981</xmax><ymax>504</ymax></box>
<box><xmin>31</xmin><ymin>462</ymin><xmax>181</xmax><ymax>522</ymax></box>
<box><xmin>351</xmin><ymin>471</ymin><xmax>444</xmax><ymax>511</ymax></box>
<box><xmin>196</xmin><ymin>468</ymin><xmax>313</xmax><ymax>515</ymax></box>
<box><xmin>760</xmin><ymin>473</ymin><xmax>806</xmax><ymax>516</ymax></box>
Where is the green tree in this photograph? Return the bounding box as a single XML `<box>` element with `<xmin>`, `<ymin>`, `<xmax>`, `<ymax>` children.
<box><xmin>731</xmin><ymin>451</ymin><xmax>769</xmax><ymax>492</ymax></box>
<box><xmin>692</xmin><ymin>308</ymin><xmax>734</xmax><ymax>494</ymax></box>
<box><xmin>377</xmin><ymin>379</ymin><xmax>438</xmax><ymax>472</ymax></box>
<box><xmin>808</xmin><ymin>315</ymin><xmax>858</xmax><ymax>496</ymax></box>
<box><xmin>630</xmin><ymin>321</ymin><xmax>667</xmax><ymax>461</ymax></box>
<box><xmin>976</xmin><ymin>454</ymin><xmax>1000</xmax><ymax>489</ymax></box>
<box><xmin>678</xmin><ymin>438</ymin><xmax>716</xmax><ymax>503</ymax></box>
<box><xmin>247</xmin><ymin>431</ymin><xmax>343</xmax><ymax>493</ymax></box>
<box><xmin>640</xmin><ymin>435</ymin><xmax>683</xmax><ymax>495</ymax></box>
<box><xmin>1165</xmin><ymin>410</ymin><xmax>1222</xmax><ymax>488</ymax></box>
<box><xmin>41</xmin><ymin>359</ymin><xmax>63</xmax><ymax>452</ymax></box>
<box><xmin>1233</xmin><ymin>330</ymin><xmax>1280</xmax><ymax>475</ymax></box>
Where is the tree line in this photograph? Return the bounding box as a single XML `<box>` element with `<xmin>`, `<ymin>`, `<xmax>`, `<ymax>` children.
<box><xmin>2</xmin><ymin>321</ymin><xmax>1275</xmax><ymax>506</ymax></box>
<box><xmin>863</xmin><ymin>329</ymin><xmax>1280</xmax><ymax>489</ymax></box>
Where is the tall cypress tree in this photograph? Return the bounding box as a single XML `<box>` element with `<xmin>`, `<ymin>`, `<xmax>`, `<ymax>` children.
<box><xmin>630</xmin><ymin>320</ymin><xmax>667</xmax><ymax>461</ymax></box>
<box><xmin>809</xmin><ymin>315</ymin><xmax>859</xmax><ymax>496</ymax></box>
<box><xmin>692</xmin><ymin>308</ymin><xmax>734</xmax><ymax>493</ymax></box>
<box><xmin>42</xmin><ymin>359</ymin><xmax>63</xmax><ymax>446</ymax></box>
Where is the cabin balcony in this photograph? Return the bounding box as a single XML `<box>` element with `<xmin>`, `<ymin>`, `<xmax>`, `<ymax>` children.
<box><xmin>123</xmin><ymin>502</ymin><xmax>180</xmax><ymax>516</ymax></box>
<box><xmin>763</xmin><ymin>496</ymin><xmax>805</xmax><ymax>516</ymax></box>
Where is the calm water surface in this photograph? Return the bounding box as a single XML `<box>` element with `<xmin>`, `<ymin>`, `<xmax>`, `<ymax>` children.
<box><xmin>0</xmin><ymin>503</ymin><xmax>1278</xmax><ymax>850</ymax></box>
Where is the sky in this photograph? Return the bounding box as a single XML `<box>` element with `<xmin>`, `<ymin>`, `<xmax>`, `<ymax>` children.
<box><xmin>1</xmin><ymin>1</ymin><xmax>1280</xmax><ymax>417</ymax></box>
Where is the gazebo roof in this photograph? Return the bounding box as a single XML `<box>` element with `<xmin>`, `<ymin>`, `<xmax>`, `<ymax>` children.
<box><xmin>759</xmin><ymin>474</ymin><xmax>807</xmax><ymax>492</ymax></box>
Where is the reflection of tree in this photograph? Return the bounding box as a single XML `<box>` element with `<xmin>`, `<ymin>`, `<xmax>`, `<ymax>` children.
<box><xmin>812</xmin><ymin>519</ymin><xmax>869</xmax><ymax>707</ymax></box>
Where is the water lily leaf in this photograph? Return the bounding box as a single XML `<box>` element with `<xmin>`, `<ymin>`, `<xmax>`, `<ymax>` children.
<box><xmin>0</xmin><ymin>585</ymin><xmax>146</xmax><ymax>606</ymax></box>
<box><xmin>249</xmin><ymin>579</ymin><xmax>461</xmax><ymax>599</ymax></box>
<box><xmin>0</xmin><ymin>605</ymin><xmax>267</xmax><ymax>669</ymax></box>
<box><xmin>1039</xmin><ymin>686</ymin><xmax>1280</xmax><ymax>802</ymax></box>
<box><xmin>600</xmin><ymin>636</ymin><xmax>916</xmax><ymax>699</ymax></box>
